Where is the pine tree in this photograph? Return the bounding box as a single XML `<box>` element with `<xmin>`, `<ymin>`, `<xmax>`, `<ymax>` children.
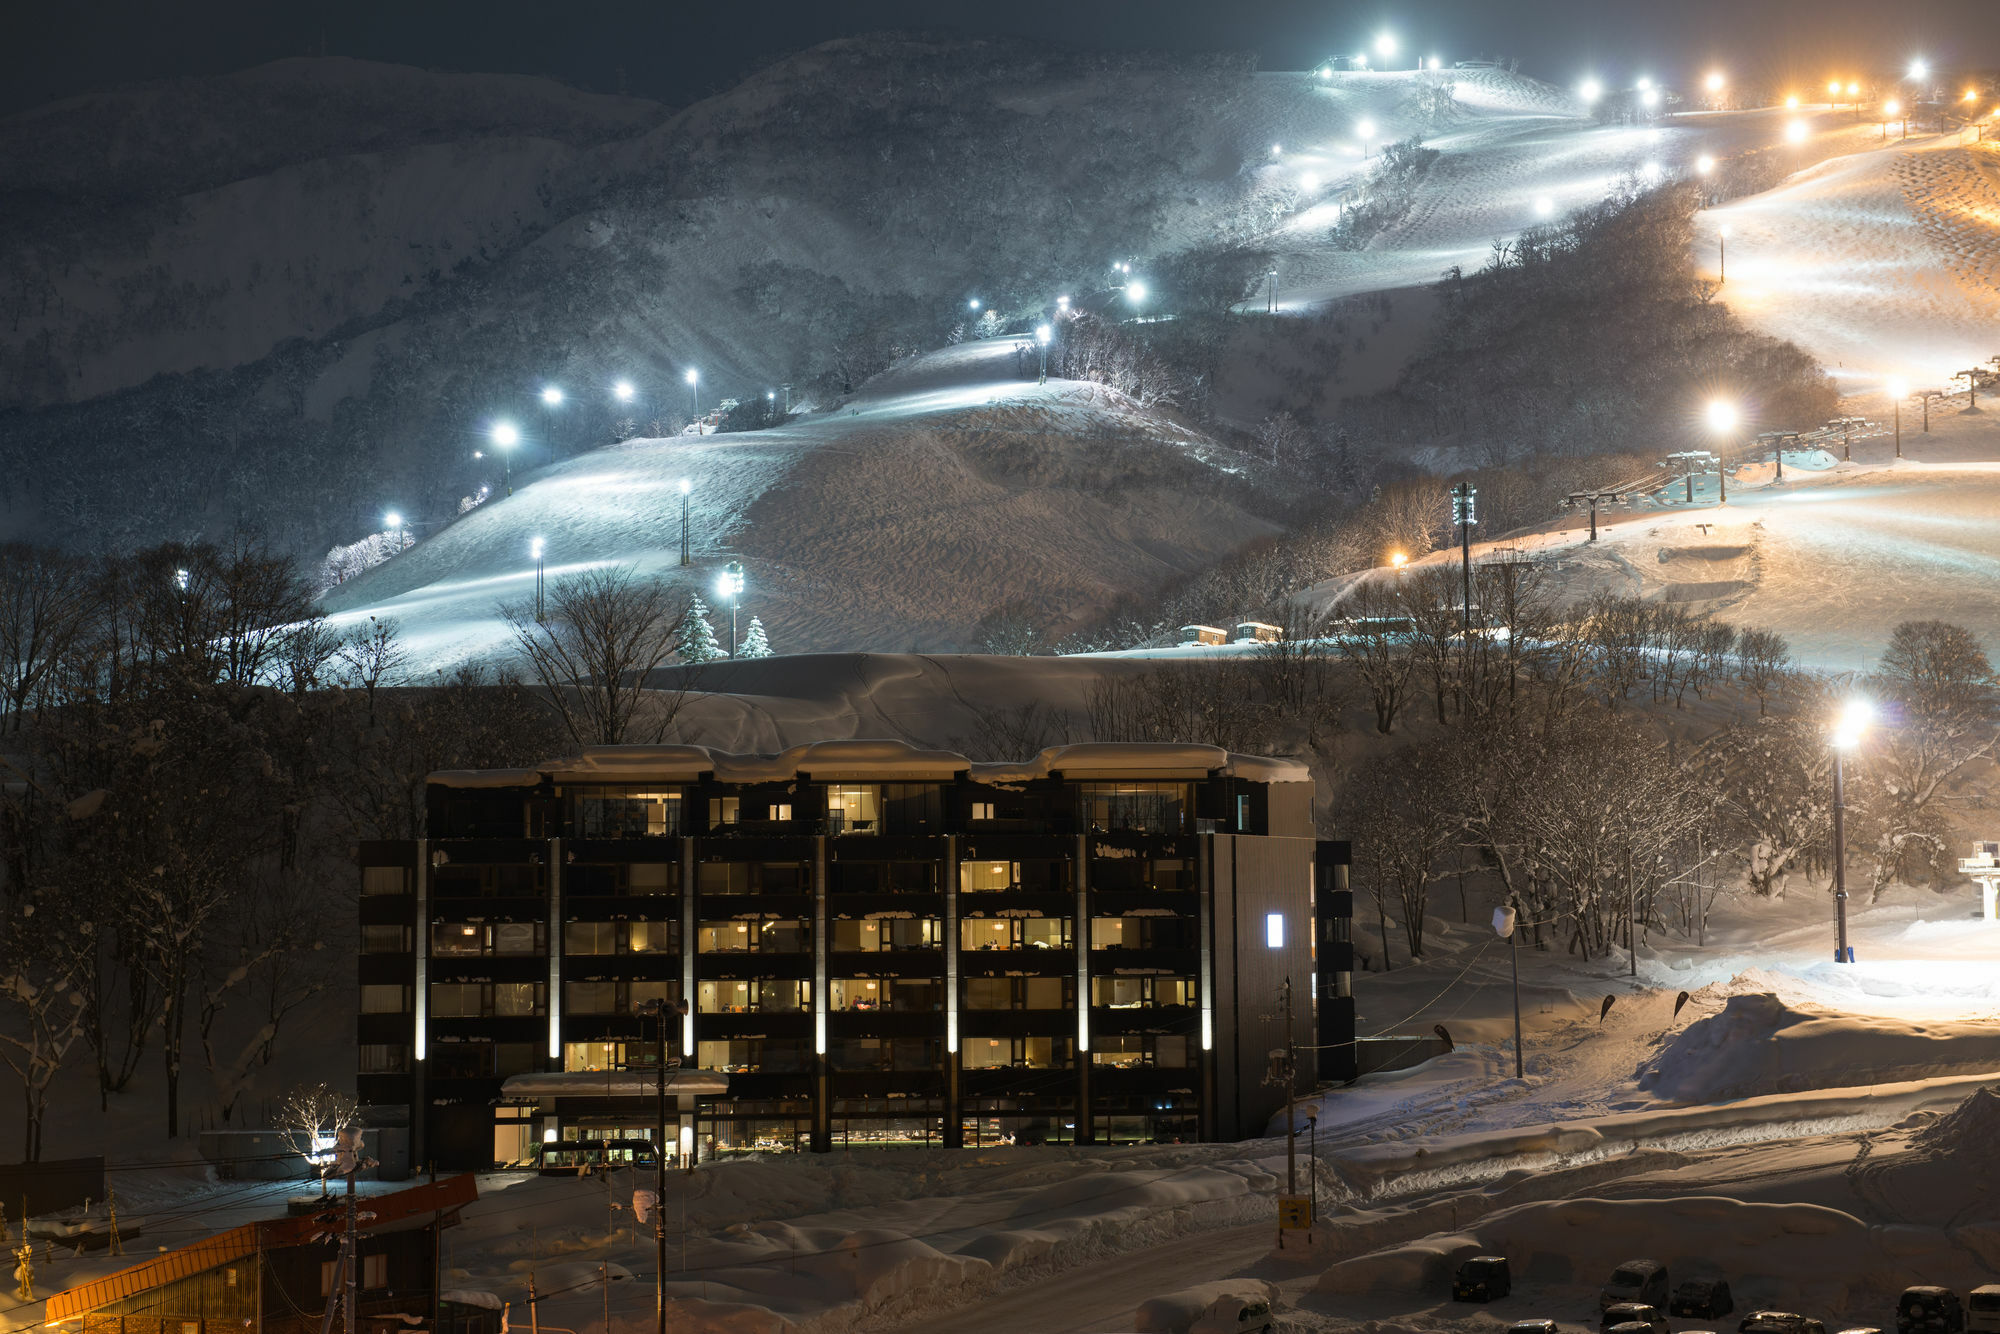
<box><xmin>740</xmin><ymin>617</ymin><xmax>773</xmax><ymax>659</ymax></box>
<box><xmin>679</xmin><ymin>596</ymin><xmax>723</xmax><ymax>663</ymax></box>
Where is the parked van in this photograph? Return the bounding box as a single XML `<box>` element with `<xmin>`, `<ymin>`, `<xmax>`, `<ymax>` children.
<box><xmin>1965</xmin><ymin>1287</ymin><xmax>2000</xmax><ymax>1334</ymax></box>
<box><xmin>1453</xmin><ymin>1256</ymin><xmax>1512</xmax><ymax>1302</ymax></box>
<box><xmin>1602</xmin><ymin>1261</ymin><xmax>1671</xmax><ymax>1314</ymax></box>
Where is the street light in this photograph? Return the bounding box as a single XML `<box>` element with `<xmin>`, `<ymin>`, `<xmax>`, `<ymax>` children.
<box><xmin>1887</xmin><ymin>376</ymin><xmax>1909</xmax><ymax>457</ymax></box>
<box><xmin>1909</xmin><ymin>59</ymin><xmax>1929</xmax><ymax>82</ymax></box>
<box><xmin>1533</xmin><ymin>194</ymin><xmax>1554</xmax><ymax>217</ymax></box>
<box><xmin>540</xmin><ymin>386</ymin><xmax>563</xmax><ymax>461</ymax></box>
<box><xmin>1786</xmin><ymin>120</ymin><xmax>1809</xmax><ymax>144</ymax></box>
<box><xmin>1705</xmin><ymin>399</ymin><xmax>1738</xmax><ymax>502</ymax></box>
<box><xmin>716</xmin><ymin>561</ymin><xmax>746</xmax><ymax>656</ymax></box>
<box><xmin>1884</xmin><ymin>98</ymin><xmax>1902</xmax><ymax>140</ymax></box>
<box><xmin>491</xmin><ymin>421</ymin><xmax>520</xmax><ymax>495</ymax></box>
<box><xmin>1705</xmin><ymin>71</ymin><xmax>1725</xmax><ymax>94</ymax></box>
<box><xmin>1374</xmin><ymin>31</ymin><xmax>1397</xmax><ymax>66</ymax></box>
<box><xmin>385</xmin><ymin>511</ymin><xmax>405</xmax><ymax>552</ymax></box>
<box><xmin>1271</xmin><ymin>143</ymin><xmax>1283</xmax><ymax>158</ymax></box>
<box><xmin>1697</xmin><ymin>154</ymin><xmax>1715</xmax><ymax>175</ymax></box>
<box><xmin>1641</xmin><ymin>87</ymin><xmax>1661</xmax><ymax>110</ymax></box>
<box><xmin>530</xmin><ymin>537</ymin><xmax>546</xmax><ymax>621</ymax></box>
<box><xmin>685</xmin><ymin>367</ymin><xmax>699</xmax><ymax>422</ymax></box>
<box><xmin>1579</xmin><ymin>77</ymin><xmax>1603</xmax><ymax>105</ymax></box>
<box><xmin>1829</xmin><ymin>699</ymin><xmax>1872</xmax><ymax>964</ymax></box>
<box><xmin>968</xmin><ymin>298</ymin><xmax>981</xmax><ymax>312</ymax></box>
<box><xmin>1357</xmin><ymin>117</ymin><xmax>1377</xmax><ymax>156</ymax></box>
<box><xmin>1035</xmin><ymin>324</ymin><xmax>1051</xmax><ymax>384</ymax></box>
<box><xmin>1785</xmin><ymin>95</ymin><xmax>1800</xmax><ymax>110</ymax></box>
<box><xmin>1492</xmin><ymin>905</ymin><xmax>1524</xmax><ymax>1078</ymax></box>
<box><xmin>1717</xmin><ymin>223</ymin><xmax>1731</xmax><ymax>282</ymax></box>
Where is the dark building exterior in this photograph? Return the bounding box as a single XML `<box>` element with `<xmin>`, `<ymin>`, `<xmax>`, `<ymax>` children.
<box><xmin>356</xmin><ymin>740</ymin><xmax>1352</xmax><ymax>1170</ymax></box>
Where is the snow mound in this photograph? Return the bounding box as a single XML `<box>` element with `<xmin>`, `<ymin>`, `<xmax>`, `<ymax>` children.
<box><xmin>1913</xmin><ymin>1085</ymin><xmax>2000</xmax><ymax>1157</ymax></box>
<box><xmin>1133</xmin><ymin>1279</ymin><xmax>1279</xmax><ymax>1333</ymax></box>
<box><xmin>1641</xmin><ymin>992</ymin><xmax>2000</xmax><ymax>1103</ymax></box>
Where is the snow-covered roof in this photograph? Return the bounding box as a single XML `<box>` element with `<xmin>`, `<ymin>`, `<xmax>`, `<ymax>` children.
<box><xmin>430</xmin><ymin>739</ymin><xmax>1311</xmax><ymax>787</ymax></box>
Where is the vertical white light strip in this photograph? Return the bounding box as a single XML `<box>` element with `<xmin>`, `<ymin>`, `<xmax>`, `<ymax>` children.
<box><xmin>944</xmin><ymin>835</ymin><xmax>959</xmax><ymax>1054</ymax></box>
<box><xmin>413</xmin><ymin>840</ymin><xmax>428</xmax><ymax>1062</ymax></box>
<box><xmin>681</xmin><ymin>834</ymin><xmax>696</xmax><ymax>1056</ymax></box>
<box><xmin>1075</xmin><ymin>834</ymin><xmax>1090</xmax><ymax>1053</ymax></box>
<box><xmin>547</xmin><ymin>836</ymin><xmax>563</xmax><ymax>1060</ymax></box>
<box><xmin>1198</xmin><ymin>834</ymin><xmax>1214</xmax><ymax>1051</ymax></box>
<box><xmin>814</xmin><ymin>835</ymin><xmax>829</xmax><ymax>1055</ymax></box>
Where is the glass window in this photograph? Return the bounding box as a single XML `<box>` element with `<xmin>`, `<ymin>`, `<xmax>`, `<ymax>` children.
<box><xmin>564</xmin><ymin>922</ymin><xmax>618</xmax><ymax>955</ymax></box>
<box><xmin>970</xmin><ymin>801</ymin><xmax>996</xmax><ymax>821</ymax></box>
<box><xmin>831</xmin><ymin>920</ymin><xmax>882</xmax><ymax>952</ymax></box>
<box><xmin>361</xmin><ymin>925</ymin><xmax>410</xmax><ymax>954</ymax></box>
<box><xmin>700</xmin><ymin>979</ymin><xmax>806</xmax><ymax>1013</ymax></box>
<box><xmin>1091</xmin><ymin>1035</ymin><xmax>1190</xmax><ymax>1068</ymax></box>
<box><xmin>427</xmin><ymin>983</ymin><xmax>479</xmax><ymax>1017</ymax></box>
<box><xmin>826</xmin><ymin>784</ymin><xmax>880</xmax><ymax>835</ymax></box>
<box><xmin>627</xmin><ymin>921</ymin><xmax>675</xmax><ymax>953</ymax></box>
<box><xmin>361</xmin><ymin>867</ymin><xmax>408</xmax><ymax>896</ymax></box>
<box><xmin>759</xmin><ymin>862</ymin><xmax>807</xmax><ymax>893</ymax></box>
<box><xmin>708</xmin><ymin>796</ymin><xmax>739</xmax><ymax>829</ymax></box>
<box><xmin>495</xmin><ymin>1043</ymin><xmax>537</xmax><ymax>1076</ymax></box>
<box><xmin>960</xmin><ymin>916</ymin><xmax>1070</xmax><ymax>951</ymax></box>
<box><xmin>697</xmin><ymin>1038</ymin><xmax>810</xmax><ymax>1074</ymax></box>
<box><xmin>361</xmin><ymin>984</ymin><xmax>410</xmax><ymax>1014</ymax></box>
<box><xmin>493</xmin><ymin>923</ymin><xmax>542</xmax><ymax>955</ymax></box>
<box><xmin>697</xmin><ymin>919</ymin><xmax>809</xmax><ymax>953</ymax></box>
<box><xmin>830</xmin><ymin>1037</ymin><xmax>942</xmax><ymax>1072</ymax></box>
<box><xmin>570</xmin><ymin>788</ymin><xmax>685</xmax><ymax>838</ymax></box>
<box><xmin>960</xmin><ymin>861</ymin><xmax>1016</xmax><ymax>892</ymax></box>
<box><xmin>432</xmin><ymin>924</ymin><xmax>484</xmax><ymax>956</ymax></box>
<box><xmin>628</xmin><ymin>979</ymin><xmax>678</xmax><ymax>1012</ymax></box>
<box><xmin>963</xmin><ymin>977</ymin><xmax>1068</xmax><ymax>1010</ymax></box>
<box><xmin>627</xmin><ymin>863</ymin><xmax>678</xmax><ymax>895</ymax></box>
<box><xmin>1079</xmin><ymin>782</ymin><xmax>1191</xmax><ymax>834</ymax></box>
<box><xmin>493</xmin><ymin>982</ymin><xmax>543</xmax><ymax>1016</ymax></box>
<box><xmin>564</xmin><ymin>1041</ymin><xmax>622</xmax><ymax>1072</ymax></box>
<box><xmin>830</xmin><ymin>977</ymin><xmax>883</xmax><ymax>1010</ymax></box>
<box><xmin>964</xmin><ymin>978</ymin><xmax>1011</xmax><ymax>1010</ymax></box>
<box><xmin>358</xmin><ymin>1043</ymin><xmax>409</xmax><ymax>1073</ymax></box>
<box><xmin>699</xmin><ymin>863</ymin><xmax>749</xmax><ymax>894</ymax></box>
<box><xmin>566</xmin><ymin>981</ymin><xmax>618</xmax><ymax>1014</ymax></box>
<box><xmin>962</xmin><ymin>1036</ymin><xmax>1072</xmax><ymax>1070</ymax></box>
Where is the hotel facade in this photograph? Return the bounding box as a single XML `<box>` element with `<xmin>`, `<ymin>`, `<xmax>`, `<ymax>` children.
<box><xmin>355</xmin><ymin>740</ymin><xmax>1353</xmax><ymax>1169</ymax></box>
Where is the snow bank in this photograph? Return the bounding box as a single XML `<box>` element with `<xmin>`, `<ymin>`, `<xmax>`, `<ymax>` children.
<box><xmin>1641</xmin><ymin>992</ymin><xmax>2000</xmax><ymax>1103</ymax></box>
<box><xmin>1132</xmin><ymin>1278</ymin><xmax>1278</xmax><ymax>1333</ymax></box>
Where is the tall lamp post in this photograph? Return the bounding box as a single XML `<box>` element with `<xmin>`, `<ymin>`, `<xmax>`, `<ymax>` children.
<box><xmin>642</xmin><ymin>996</ymin><xmax>691</xmax><ymax>1334</ymax></box>
<box><xmin>1830</xmin><ymin>699</ymin><xmax>1871</xmax><ymax>964</ymax></box>
<box><xmin>530</xmin><ymin>537</ymin><xmax>546</xmax><ymax>621</ymax></box>
<box><xmin>540</xmin><ymin>386</ymin><xmax>564</xmax><ymax>462</ymax></box>
<box><xmin>685</xmin><ymin>368</ymin><xmax>700</xmax><ymax>425</ymax></box>
<box><xmin>491</xmin><ymin>421</ymin><xmax>520</xmax><ymax>496</ymax></box>
<box><xmin>1718</xmin><ymin>224</ymin><xmax>1731</xmax><ymax>283</ymax></box>
<box><xmin>385</xmin><ymin>511</ymin><xmax>406</xmax><ymax>553</ymax></box>
<box><xmin>678</xmin><ymin>479</ymin><xmax>692</xmax><ymax>566</ymax></box>
<box><xmin>1492</xmin><ymin>904</ymin><xmax>1524</xmax><ymax>1078</ymax></box>
<box><xmin>1705</xmin><ymin>399</ymin><xmax>1738</xmax><ymax>503</ymax></box>
<box><xmin>1887</xmin><ymin>377</ymin><xmax>1908</xmax><ymax>458</ymax></box>
<box><xmin>717</xmin><ymin>561</ymin><xmax>745</xmax><ymax>656</ymax></box>
<box><xmin>1035</xmin><ymin>324</ymin><xmax>1051</xmax><ymax>384</ymax></box>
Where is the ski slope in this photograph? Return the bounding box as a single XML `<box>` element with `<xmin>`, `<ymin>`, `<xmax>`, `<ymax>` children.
<box><xmin>319</xmin><ymin>339</ymin><xmax>1285</xmax><ymax>665</ymax></box>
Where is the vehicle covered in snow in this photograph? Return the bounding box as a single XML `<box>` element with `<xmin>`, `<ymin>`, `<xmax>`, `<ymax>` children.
<box><xmin>1602</xmin><ymin>1261</ymin><xmax>1671</xmax><ymax>1313</ymax></box>
<box><xmin>1742</xmin><ymin>1311</ymin><xmax>1829</xmax><ymax>1334</ymax></box>
<box><xmin>1899</xmin><ymin>1288</ymin><xmax>1966</xmax><ymax>1334</ymax></box>
<box><xmin>1452</xmin><ymin>1256</ymin><xmax>1513</xmax><ymax>1302</ymax></box>
<box><xmin>1967</xmin><ymin>1287</ymin><xmax>2000</xmax><ymax>1334</ymax></box>
<box><xmin>1507</xmin><ymin>1323</ymin><xmax>1559</xmax><ymax>1334</ymax></box>
<box><xmin>1604</xmin><ymin>1304</ymin><xmax>1670</xmax><ymax>1334</ymax></box>
<box><xmin>1674</xmin><ymin>1279</ymin><xmax>1737</xmax><ymax>1319</ymax></box>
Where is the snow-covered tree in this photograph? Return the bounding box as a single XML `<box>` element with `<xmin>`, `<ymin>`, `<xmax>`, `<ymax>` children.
<box><xmin>501</xmin><ymin>567</ymin><xmax>697</xmax><ymax>745</ymax></box>
<box><xmin>740</xmin><ymin>616</ymin><xmax>773</xmax><ymax>659</ymax></box>
<box><xmin>679</xmin><ymin>596</ymin><xmax>724</xmax><ymax>664</ymax></box>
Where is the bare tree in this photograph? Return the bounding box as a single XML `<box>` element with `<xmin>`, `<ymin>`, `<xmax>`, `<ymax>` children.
<box><xmin>1346</xmin><ymin>743</ymin><xmax>1459</xmax><ymax>961</ymax></box>
<box><xmin>0</xmin><ymin>544</ymin><xmax>93</xmax><ymax>732</ymax></box>
<box><xmin>280</xmin><ymin>1082</ymin><xmax>359</xmax><ymax>1183</ymax></box>
<box><xmin>502</xmin><ymin>567</ymin><xmax>696</xmax><ymax>746</ymax></box>
<box><xmin>1334</xmin><ymin>578</ymin><xmax>1416</xmax><ymax>734</ymax></box>
<box><xmin>334</xmin><ymin>616</ymin><xmax>408</xmax><ymax>723</ymax></box>
<box><xmin>0</xmin><ymin>919</ymin><xmax>88</xmax><ymax>1160</ymax></box>
<box><xmin>1736</xmin><ymin>627</ymin><xmax>1792</xmax><ymax>715</ymax></box>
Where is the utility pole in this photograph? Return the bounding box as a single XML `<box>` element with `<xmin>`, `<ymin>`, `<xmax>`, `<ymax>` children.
<box><xmin>1452</xmin><ymin>483</ymin><xmax>1477</xmax><ymax>635</ymax></box>
<box><xmin>1565</xmin><ymin>489</ymin><xmax>1622</xmax><ymax>541</ymax></box>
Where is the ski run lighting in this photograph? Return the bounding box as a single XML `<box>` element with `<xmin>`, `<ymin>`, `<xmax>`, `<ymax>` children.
<box><xmin>1786</xmin><ymin>120</ymin><xmax>1809</xmax><ymax>144</ymax></box>
<box><xmin>540</xmin><ymin>386</ymin><xmax>563</xmax><ymax>406</ymax></box>
<box><xmin>1706</xmin><ymin>400</ymin><xmax>1739</xmax><ymax>433</ymax></box>
<box><xmin>1579</xmin><ymin>77</ymin><xmax>1603</xmax><ymax>103</ymax></box>
<box><xmin>490</xmin><ymin>421</ymin><xmax>519</xmax><ymax>448</ymax></box>
<box><xmin>613</xmin><ymin>380</ymin><xmax>635</xmax><ymax>403</ymax></box>
<box><xmin>1127</xmin><ymin>280</ymin><xmax>1148</xmax><ymax>303</ymax></box>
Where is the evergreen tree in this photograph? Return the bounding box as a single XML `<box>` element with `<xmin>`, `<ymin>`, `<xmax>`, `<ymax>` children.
<box><xmin>740</xmin><ymin>616</ymin><xmax>773</xmax><ymax>659</ymax></box>
<box><xmin>679</xmin><ymin>596</ymin><xmax>723</xmax><ymax>663</ymax></box>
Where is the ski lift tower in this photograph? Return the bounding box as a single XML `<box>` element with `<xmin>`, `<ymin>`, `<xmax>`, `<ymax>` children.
<box><xmin>1959</xmin><ymin>841</ymin><xmax>2000</xmax><ymax>922</ymax></box>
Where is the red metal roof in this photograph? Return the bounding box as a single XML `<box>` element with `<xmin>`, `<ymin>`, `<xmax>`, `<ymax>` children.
<box><xmin>43</xmin><ymin>1175</ymin><xmax>478</xmax><ymax>1322</ymax></box>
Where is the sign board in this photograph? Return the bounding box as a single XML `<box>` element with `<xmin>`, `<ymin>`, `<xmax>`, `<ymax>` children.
<box><xmin>1277</xmin><ymin>1195</ymin><xmax>1313</xmax><ymax>1230</ymax></box>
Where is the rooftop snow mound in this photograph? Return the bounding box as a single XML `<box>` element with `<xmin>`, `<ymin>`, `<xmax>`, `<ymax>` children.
<box><xmin>1641</xmin><ymin>991</ymin><xmax>2000</xmax><ymax>1104</ymax></box>
<box><xmin>431</xmin><ymin>738</ymin><xmax>1311</xmax><ymax>787</ymax></box>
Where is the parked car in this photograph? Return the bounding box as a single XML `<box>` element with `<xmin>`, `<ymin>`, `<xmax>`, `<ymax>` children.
<box><xmin>1741</xmin><ymin>1311</ymin><xmax>1829</xmax><ymax>1334</ymax></box>
<box><xmin>1674</xmin><ymin>1279</ymin><xmax>1737</xmax><ymax>1319</ymax></box>
<box><xmin>1839</xmin><ymin>1327</ymin><xmax>1885</xmax><ymax>1334</ymax></box>
<box><xmin>1603</xmin><ymin>1262</ymin><xmax>1672</xmax><ymax>1314</ymax></box>
<box><xmin>1509</xmin><ymin>1322</ymin><xmax>1559</xmax><ymax>1334</ymax></box>
<box><xmin>1224</xmin><ymin>1297</ymin><xmax>1274</xmax><ymax>1333</ymax></box>
<box><xmin>1603</xmin><ymin>1303</ymin><xmax>1671</xmax><ymax>1334</ymax></box>
<box><xmin>1968</xmin><ymin>1287</ymin><xmax>2000</xmax><ymax>1334</ymax></box>
<box><xmin>1454</xmin><ymin>1256</ymin><xmax>1514</xmax><ymax>1302</ymax></box>
<box><xmin>1900</xmin><ymin>1288</ymin><xmax>1967</xmax><ymax>1334</ymax></box>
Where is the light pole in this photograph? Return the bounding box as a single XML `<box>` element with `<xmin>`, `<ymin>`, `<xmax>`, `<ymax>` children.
<box><xmin>1718</xmin><ymin>224</ymin><xmax>1730</xmax><ymax>283</ymax></box>
<box><xmin>717</xmin><ymin>561</ymin><xmax>745</xmax><ymax>656</ymax></box>
<box><xmin>1266</xmin><ymin>268</ymin><xmax>1277</xmax><ymax>313</ymax></box>
<box><xmin>531</xmin><ymin>537</ymin><xmax>546</xmax><ymax>621</ymax></box>
<box><xmin>685</xmin><ymin>368</ymin><xmax>700</xmax><ymax>425</ymax></box>
<box><xmin>1452</xmin><ymin>482</ymin><xmax>1477</xmax><ymax>634</ymax></box>
<box><xmin>677</xmin><ymin>479</ymin><xmax>692</xmax><ymax>566</ymax></box>
<box><xmin>1357</xmin><ymin>117</ymin><xmax>1377</xmax><ymax>158</ymax></box>
<box><xmin>1888</xmin><ymin>377</ymin><xmax>1907</xmax><ymax>457</ymax></box>
<box><xmin>1035</xmin><ymin>324</ymin><xmax>1051</xmax><ymax>383</ymax></box>
<box><xmin>491</xmin><ymin>421</ymin><xmax>520</xmax><ymax>495</ymax></box>
<box><xmin>1830</xmin><ymin>699</ymin><xmax>1871</xmax><ymax>964</ymax></box>
<box><xmin>385</xmin><ymin>511</ymin><xmax>406</xmax><ymax>553</ymax></box>
<box><xmin>1493</xmin><ymin>904</ymin><xmax>1524</xmax><ymax>1078</ymax></box>
<box><xmin>642</xmin><ymin>996</ymin><xmax>690</xmax><ymax>1334</ymax></box>
<box><xmin>540</xmin><ymin>386</ymin><xmax>564</xmax><ymax>461</ymax></box>
<box><xmin>1705</xmin><ymin>400</ymin><xmax>1738</xmax><ymax>502</ymax></box>
<box><xmin>1884</xmin><ymin>99</ymin><xmax>1901</xmax><ymax>140</ymax></box>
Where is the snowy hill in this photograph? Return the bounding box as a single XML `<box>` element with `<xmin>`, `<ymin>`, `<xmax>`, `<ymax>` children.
<box><xmin>320</xmin><ymin>339</ymin><xmax>1287</xmax><ymax>659</ymax></box>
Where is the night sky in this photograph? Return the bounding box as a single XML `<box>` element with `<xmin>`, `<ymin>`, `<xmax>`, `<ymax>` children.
<box><xmin>5</xmin><ymin>0</ymin><xmax>1998</xmax><ymax>115</ymax></box>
